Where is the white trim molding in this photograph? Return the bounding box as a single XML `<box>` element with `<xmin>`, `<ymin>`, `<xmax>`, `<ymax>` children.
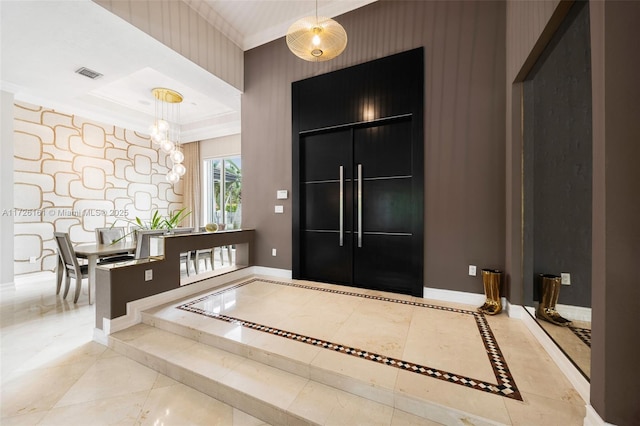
<box><xmin>252</xmin><ymin>266</ymin><xmax>292</xmax><ymax>279</ymax></box>
<box><xmin>423</xmin><ymin>286</ymin><xmax>486</xmax><ymax>307</ymax></box>
<box><xmin>557</xmin><ymin>303</ymin><xmax>592</xmax><ymax>323</ymax></box>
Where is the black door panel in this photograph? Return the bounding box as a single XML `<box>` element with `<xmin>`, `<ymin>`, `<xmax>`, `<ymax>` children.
<box><xmin>301</xmin><ymin>131</ymin><xmax>352</xmax><ymax>182</ymax></box>
<box><xmin>293</xmin><ymin>48</ymin><xmax>424</xmax><ymax>297</ymax></box>
<box><xmin>354</xmin><ymin>121</ymin><xmax>413</xmax><ymax>178</ymax></box>
<box><xmin>303</xmin><ymin>181</ymin><xmax>353</xmax><ymax>231</ymax></box>
<box><xmin>360</xmin><ymin>178</ymin><xmax>413</xmax><ymax>234</ymax></box>
<box><xmin>353</xmin><ymin>234</ymin><xmax>416</xmax><ymax>295</ymax></box>
<box><xmin>302</xmin><ymin>231</ymin><xmax>352</xmax><ymax>285</ymax></box>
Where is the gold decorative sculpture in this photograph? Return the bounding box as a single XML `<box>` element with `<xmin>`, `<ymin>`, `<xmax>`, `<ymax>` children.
<box><xmin>478</xmin><ymin>269</ymin><xmax>502</xmax><ymax>315</ymax></box>
<box><xmin>537</xmin><ymin>274</ymin><xmax>572</xmax><ymax>326</ymax></box>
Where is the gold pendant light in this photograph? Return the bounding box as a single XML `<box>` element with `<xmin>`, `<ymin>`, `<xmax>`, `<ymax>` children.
<box><xmin>149</xmin><ymin>88</ymin><xmax>185</xmax><ymax>184</ymax></box>
<box><xmin>286</xmin><ymin>0</ymin><xmax>347</xmax><ymax>62</ymax></box>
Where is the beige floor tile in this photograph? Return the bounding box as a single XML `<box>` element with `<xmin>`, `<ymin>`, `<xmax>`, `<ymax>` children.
<box><xmin>330</xmin><ymin>310</ymin><xmax>411</xmax><ymax>359</ymax></box>
<box><xmin>403</xmin><ymin>309</ymin><xmax>496</xmax><ymax>384</ymax></box>
<box><xmin>167</xmin><ymin>339</ymin><xmax>248</xmax><ymax>381</ymax></box>
<box><xmin>310</xmin><ymin>349</ymin><xmax>399</xmax><ymax>405</ymax></box>
<box><xmin>138</xmin><ymin>383</ymin><xmax>242</xmax><ymax>425</ymax></box>
<box><xmin>390</xmin><ymin>409</ymin><xmax>444</xmax><ymax>426</ymax></box>
<box><xmin>40</xmin><ymin>390</ymin><xmax>147</xmax><ymax>425</ymax></box>
<box><xmin>289</xmin><ymin>380</ymin><xmax>395</xmax><ymax>426</ymax></box>
<box><xmin>323</xmin><ymin>394</ymin><xmax>394</xmax><ymax>426</ymax></box>
<box><xmin>247</xmin><ymin>331</ymin><xmax>322</xmax><ymax>376</ymax></box>
<box><xmin>394</xmin><ymin>369</ymin><xmax>512</xmax><ymax>425</ymax></box>
<box><xmin>1</xmin><ymin>360</ymin><xmax>95</xmax><ymax>418</ymax></box>
<box><xmin>0</xmin><ymin>410</ymin><xmax>48</xmax><ymax>426</ymax></box>
<box><xmin>54</xmin><ymin>356</ymin><xmax>159</xmax><ymax>407</ymax></box>
<box><xmin>220</xmin><ymin>358</ymin><xmax>310</xmax><ymax>409</ymax></box>
<box><xmin>504</xmin><ymin>390</ymin><xmax>586</xmax><ymax>426</ymax></box>
<box><xmin>152</xmin><ymin>372</ymin><xmax>180</xmax><ymax>389</ymax></box>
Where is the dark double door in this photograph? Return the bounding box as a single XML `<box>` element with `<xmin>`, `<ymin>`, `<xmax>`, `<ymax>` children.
<box><xmin>299</xmin><ymin>117</ymin><xmax>420</xmax><ymax>295</ymax></box>
<box><xmin>292</xmin><ymin>48</ymin><xmax>424</xmax><ymax>297</ymax></box>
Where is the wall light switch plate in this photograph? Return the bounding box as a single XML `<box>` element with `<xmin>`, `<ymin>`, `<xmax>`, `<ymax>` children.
<box><xmin>561</xmin><ymin>273</ymin><xmax>571</xmax><ymax>285</ymax></box>
<box><xmin>277</xmin><ymin>190</ymin><xmax>288</xmax><ymax>199</ymax></box>
<box><xmin>145</xmin><ymin>269</ymin><xmax>153</xmax><ymax>281</ymax></box>
<box><xmin>469</xmin><ymin>265</ymin><xmax>477</xmax><ymax>276</ymax></box>
<box><xmin>275</xmin><ymin>205</ymin><xmax>284</xmax><ymax>213</ymax></box>
<box><xmin>272</xmin><ymin>248</ymin><xmax>277</xmax><ymax>256</ymax></box>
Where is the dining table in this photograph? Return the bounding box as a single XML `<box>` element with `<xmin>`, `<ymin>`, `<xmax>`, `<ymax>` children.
<box><xmin>72</xmin><ymin>241</ymin><xmax>137</xmax><ymax>304</ymax></box>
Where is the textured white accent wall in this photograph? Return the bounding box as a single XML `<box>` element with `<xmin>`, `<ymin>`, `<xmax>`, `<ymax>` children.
<box><xmin>13</xmin><ymin>101</ymin><xmax>184</xmax><ymax>275</ymax></box>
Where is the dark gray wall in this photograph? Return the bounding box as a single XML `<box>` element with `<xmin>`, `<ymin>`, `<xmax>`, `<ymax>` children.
<box><xmin>523</xmin><ymin>1</ymin><xmax>592</xmax><ymax>308</ymax></box>
<box><xmin>242</xmin><ymin>0</ymin><xmax>506</xmax><ymax>294</ymax></box>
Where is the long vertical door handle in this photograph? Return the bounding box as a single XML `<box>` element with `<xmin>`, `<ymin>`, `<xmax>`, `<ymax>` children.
<box><xmin>357</xmin><ymin>163</ymin><xmax>362</xmax><ymax>248</ymax></box>
<box><xmin>339</xmin><ymin>165</ymin><xmax>344</xmax><ymax>247</ymax></box>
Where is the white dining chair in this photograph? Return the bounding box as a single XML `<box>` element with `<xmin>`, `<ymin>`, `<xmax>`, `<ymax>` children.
<box><xmin>53</xmin><ymin>232</ymin><xmax>89</xmax><ymax>303</ymax></box>
<box><xmin>95</xmin><ymin>227</ymin><xmax>135</xmax><ymax>263</ymax></box>
<box><xmin>134</xmin><ymin>230</ymin><xmax>166</xmax><ymax>259</ymax></box>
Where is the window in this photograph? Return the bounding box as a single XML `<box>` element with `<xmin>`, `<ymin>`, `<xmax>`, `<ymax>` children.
<box><xmin>203</xmin><ymin>156</ymin><xmax>242</xmax><ymax>229</ymax></box>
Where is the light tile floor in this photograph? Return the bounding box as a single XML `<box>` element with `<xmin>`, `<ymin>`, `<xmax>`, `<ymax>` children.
<box><xmin>2</xmin><ymin>273</ymin><xmax>587</xmax><ymax>425</ymax></box>
<box><xmin>1</xmin><ymin>273</ymin><xmax>267</xmax><ymax>426</ymax></box>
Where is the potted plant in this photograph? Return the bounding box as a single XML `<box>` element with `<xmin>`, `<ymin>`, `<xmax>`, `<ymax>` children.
<box><xmin>110</xmin><ymin>208</ymin><xmax>191</xmax><ymax>243</ymax></box>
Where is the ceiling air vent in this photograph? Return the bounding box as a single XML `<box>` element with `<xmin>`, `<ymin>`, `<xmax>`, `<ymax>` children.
<box><xmin>75</xmin><ymin>67</ymin><xmax>103</xmax><ymax>80</ymax></box>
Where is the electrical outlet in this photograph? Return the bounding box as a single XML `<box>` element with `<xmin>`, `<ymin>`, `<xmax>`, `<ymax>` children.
<box><xmin>145</xmin><ymin>269</ymin><xmax>153</xmax><ymax>281</ymax></box>
<box><xmin>469</xmin><ymin>265</ymin><xmax>477</xmax><ymax>276</ymax></box>
<box><xmin>561</xmin><ymin>273</ymin><xmax>571</xmax><ymax>285</ymax></box>
<box><xmin>29</xmin><ymin>256</ymin><xmax>37</xmax><ymax>264</ymax></box>
<box><xmin>274</xmin><ymin>205</ymin><xmax>284</xmax><ymax>213</ymax></box>
<box><xmin>272</xmin><ymin>248</ymin><xmax>277</xmax><ymax>256</ymax></box>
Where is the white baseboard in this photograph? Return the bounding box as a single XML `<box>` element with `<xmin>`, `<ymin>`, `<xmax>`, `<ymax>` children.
<box><xmin>93</xmin><ymin>327</ymin><xmax>109</xmax><ymax>346</ymax></box>
<box><xmin>423</xmin><ymin>286</ymin><xmax>486</xmax><ymax>307</ymax></box>
<box><xmin>13</xmin><ymin>271</ymin><xmax>55</xmax><ymax>285</ymax></box>
<box><xmin>505</xmin><ymin>302</ymin><xmax>525</xmax><ymax>319</ymax></box>
<box><xmin>521</xmin><ymin>308</ymin><xmax>590</xmax><ymax>403</ymax></box>
<box><xmin>556</xmin><ymin>303</ymin><xmax>592</xmax><ymax>323</ymax></box>
<box><xmin>584</xmin><ymin>404</ymin><xmax>613</xmax><ymax>426</ymax></box>
<box><xmin>1</xmin><ymin>281</ymin><xmax>15</xmax><ymax>290</ymax></box>
<box><xmin>252</xmin><ymin>266</ymin><xmax>292</xmax><ymax>279</ymax></box>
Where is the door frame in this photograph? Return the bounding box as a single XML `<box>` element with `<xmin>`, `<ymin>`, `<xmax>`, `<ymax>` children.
<box><xmin>292</xmin><ymin>48</ymin><xmax>424</xmax><ymax>296</ymax></box>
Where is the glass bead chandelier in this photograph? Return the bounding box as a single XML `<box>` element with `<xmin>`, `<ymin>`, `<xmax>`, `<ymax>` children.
<box><xmin>149</xmin><ymin>88</ymin><xmax>185</xmax><ymax>184</ymax></box>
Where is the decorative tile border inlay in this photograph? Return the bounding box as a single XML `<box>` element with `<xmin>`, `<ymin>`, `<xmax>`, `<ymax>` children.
<box><xmin>178</xmin><ymin>279</ymin><xmax>522</xmax><ymax>401</ymax></box>
<box><xmin>569</xmin><ymin>326</ymin><xmax>591</xmax><ymax>348</ymax></box>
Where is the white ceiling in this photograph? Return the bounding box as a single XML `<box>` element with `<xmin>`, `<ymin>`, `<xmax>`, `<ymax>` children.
<box><xmin>0</xmin><ymin>0</ymin><xmax>375</xmax><ymax>142</ymax></box>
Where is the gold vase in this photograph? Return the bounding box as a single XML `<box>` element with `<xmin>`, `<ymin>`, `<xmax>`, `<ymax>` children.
<box><xmin>536</xmin><ymin>274</ymin><xmax>572</xmax><ymax>326</ymax></box>
<box><xmin>478</xmin><ymin>269</ymin><xmax>502</xmax><ymax>315</ymax></box>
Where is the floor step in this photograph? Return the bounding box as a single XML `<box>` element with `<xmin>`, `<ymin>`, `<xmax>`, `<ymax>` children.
<box><xmin>108</xmin><ymin>299</ymin><xmax>505</xmax><ymax>426</ymax></box>
<box><xmin>109</xmin><ymin>324</ymin><xmax>415</xmax><ymax>425</ymax></box>
<box><xmin>140</xmin><ymin>312</ymin><xmax>412</xmax><ymax>411</ymax></box>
